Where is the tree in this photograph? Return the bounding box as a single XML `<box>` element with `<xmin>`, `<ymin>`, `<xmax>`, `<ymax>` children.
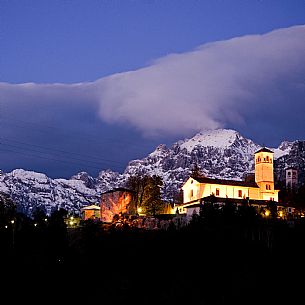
<box><xmin>222</xmin><ymin>198</ymin><xmax>236</xmax><ymax>222</ymax></box>
<box><xmin>126</xmin><ymin>174</ymin><xmax>150</xmax><ymax>212</ymax></box>
<box><xmin>190</xmin><ymin>163</ymin><xmax>203</xmax><ymax>179</ymax></box>
<box><xmin>126</xmin><ymin>174</ymin><xmax>164</xmax><ymax>216</ymax></box>
<box><xmin>0</xmin><ymin>192</ymin><xmax>16</xmax><ymax>224</ymax></box>
<box><xmin>143</xmin><ymin>175</ymin><xmax>164</xmax><ymax>216</ymax></box>
<box><xmin>266</xmin><ymin>200</ymin><xmax>277</xmax><ymax>219</ymax></box>
<box><xmin>200</xmin><ymin>195</ymin><xmax>218</xmax><ymax>223</ymax></box>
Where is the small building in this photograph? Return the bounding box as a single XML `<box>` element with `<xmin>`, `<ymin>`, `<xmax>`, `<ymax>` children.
<box><xmin>81</xmin><ymin>204</ymin><xmax>101</xmax><ymax>220</ymax></box>
<box><xmin>100</xmin><ymin>188</ymin><xmax>135</xmax><ymax>222</ymax></box>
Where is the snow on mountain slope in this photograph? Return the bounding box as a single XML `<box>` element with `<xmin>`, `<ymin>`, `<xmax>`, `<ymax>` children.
<box><xmin>273</xmin><ymin>141</ymin><xmax>294</xmax><ymax>159</ymax></box>
<box><xmin>179</xmin><ymin>129</ymin><xmax>245</xmax><ymax>151</ymax></box>
<box><xmin>1</xmin><ymin>129</ymin><xmax>302</xmax><ymax>216</ymax></box>
<box><xmin>0</xmin><ymin>168</ymin><xmax>123</xmax><ymax>216</ymax></box>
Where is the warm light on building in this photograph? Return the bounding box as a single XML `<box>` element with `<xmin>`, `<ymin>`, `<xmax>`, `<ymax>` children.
<box><xmin>137</xmin><ymin>207</ymin><xmax>142</xmax><ymax>213</ymax></box>
<box><xmin>177</xmin><ymin>147</ymin><xmax>280</xmax><ymax>215</ymax></box>
<box><xmin>265</xmin><ymin>210</ymin><xmax>270</xmax><ymax>217</ymax></box>
<box><xmin>279</xmin><ymin>211</ymin><xmax>283</xmax><ymax>218</ymax></box>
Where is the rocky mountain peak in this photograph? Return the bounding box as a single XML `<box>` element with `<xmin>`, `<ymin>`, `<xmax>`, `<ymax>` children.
<box><xmin>1</xmin><ymin>128</ymin><xmax>304</xmax><ymax>216</ymax></box>
<box><xmin>178</xmin><ymin>129</ymin><xmax>244</xmax><ymax>152</ymax></box>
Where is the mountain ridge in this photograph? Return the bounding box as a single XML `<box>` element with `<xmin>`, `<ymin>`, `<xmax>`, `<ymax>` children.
<box><xmin>0</xmin><ymin>129</ymin><xmax>303</xmax><ymax>215</ymax></box>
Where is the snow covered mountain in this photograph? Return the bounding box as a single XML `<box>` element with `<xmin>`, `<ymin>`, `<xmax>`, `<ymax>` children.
<box><xmin>0</xmin><ymin>129</ymin><xmax>303</xmax><ymax>216</ymax></box>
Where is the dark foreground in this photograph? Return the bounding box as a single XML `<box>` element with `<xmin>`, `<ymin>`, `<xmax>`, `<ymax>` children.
<box><xmin>1</xmin><ymin>217</ymin><xmax>305</xmax><ymax>305</ymax></box>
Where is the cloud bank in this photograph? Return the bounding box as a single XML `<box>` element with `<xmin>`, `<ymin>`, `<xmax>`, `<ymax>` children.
<box><xmin>95</xmin><ymin>24</ymin><xmax>305</xmax><ymax>136</ymax></box>
<box><xmin>1</xmin><ymin>25</ymin><xmax>305</xmax><ymax>139</ymax></box>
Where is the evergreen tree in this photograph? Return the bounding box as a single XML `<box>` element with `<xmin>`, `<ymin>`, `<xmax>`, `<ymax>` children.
<box><xmin>143</xmin><ymin>175</ymin><xmax>164</xmax><ymax>216</ymax></box>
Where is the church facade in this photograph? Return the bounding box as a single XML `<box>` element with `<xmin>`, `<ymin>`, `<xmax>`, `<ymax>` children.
<box><xmin>178</xmin><ymin>147</ymin><xmax>279</xmax><ymax>214</ymax></box>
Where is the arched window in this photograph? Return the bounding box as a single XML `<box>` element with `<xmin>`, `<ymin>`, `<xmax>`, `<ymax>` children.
<box><xmin>266</xmin><ymin>156</ymin><xmax>269</xmax><ymax>162</ymax></box>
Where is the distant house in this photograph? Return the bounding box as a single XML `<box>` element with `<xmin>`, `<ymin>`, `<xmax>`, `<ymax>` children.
<box><xmin>100</xmin><ymin>188</ymin><xmax>135</xmax><ymax>222</ymax></box>
<box><xmin>81</xmin><ymin>204</ymin><xmax>101</xmax><ymax>220</ymax></box>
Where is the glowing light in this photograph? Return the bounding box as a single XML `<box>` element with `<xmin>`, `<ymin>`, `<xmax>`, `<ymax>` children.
<box><xmin>69</xmin><ymin>221</ymin><xmax>74</xmax><ymax>226</ymax></box>
<box><xmin>265</xmin><ymin>210</ymin><xmax>270</xmax><ymax>217</ymax></box>
<box><xmin>34</xmin><ymin>223</ymin><xmax>38</xmax><ymax>227</ymax></box>
<box><xmin>137</xmin><ymin>207</ymin><xmax>142</xmax><ymax>213</ymax></box>
<box><xmin>10</xmin><ymin>220</ymin><xmax>15</xmax><ymax>224</ymax></box>
<box><xmin>44</xmin><ymin>218</ymin><xmax>48</xmax><ymax>222</ymax></box>
<box><xmin>279</xmin><ymin>211</ymin><xmax>283</xmax><ymax>218</ymax></box>
<box><xmin>5</xmin><ymin>225</ymin><xmax>8</xmax><ymax>229</ymax></box>
<box><xmin>70</xmin><ymin>216</ymin><xmax>74</xmax><ymax>220</ymax></box>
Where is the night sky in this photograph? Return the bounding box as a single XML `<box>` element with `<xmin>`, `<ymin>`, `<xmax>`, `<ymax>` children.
<box><xmin>1</xmin><ymin>0</ymin><xmax>305</xmax><ymax>178</ymax></box>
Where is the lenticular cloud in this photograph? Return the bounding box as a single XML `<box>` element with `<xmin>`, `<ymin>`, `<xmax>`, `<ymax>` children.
<box><xmin>1</xmin><ymin>25</ymin><xmax>305</xmax><ymax>138</ymax></box>
<box><xmin>94</xmin><ymin>25</ymin><xmax>305</xmax><ymax>136</ymax></box>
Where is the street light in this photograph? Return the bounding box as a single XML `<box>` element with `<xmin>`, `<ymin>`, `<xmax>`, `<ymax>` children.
<box><xmin>11</xmin><ymin>219</ymin><xmax>15</xmax><ymax>249</ymax></box>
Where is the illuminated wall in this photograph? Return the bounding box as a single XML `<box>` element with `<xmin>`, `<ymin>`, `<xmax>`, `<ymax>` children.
<box><xmin>100</xmin><ymin>190</ymin><xmax>134</xmax><ymax>222</ymax></box>
<box><xmin>182</xmin><ymin>177</ymin><xmax>260</xmax><ymax>202</ymax></box>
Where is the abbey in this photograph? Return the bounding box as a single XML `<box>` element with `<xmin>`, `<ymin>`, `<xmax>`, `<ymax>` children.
<box><xmin>178</xmin><ymin>147</ymin><xmax>279</xmax><ymax>213</ymax></box>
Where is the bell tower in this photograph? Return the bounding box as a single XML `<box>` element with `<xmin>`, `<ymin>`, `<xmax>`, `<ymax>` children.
<box><xmin>286</xmin><ymin>167</ymin><xmax>298</xmax><ymax>191</ymax></box>
<box><xmin>255</xmin><ymin>147</ymin><xmax>276</xmax><ymax>200</ymax></box>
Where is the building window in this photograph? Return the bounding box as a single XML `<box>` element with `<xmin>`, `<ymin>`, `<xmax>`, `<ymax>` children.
<box><xmin>288</xmin><ymin>172</ymin><xmax>291</xmax><ymax>176</ymax></box>
<box><xmin>238</xmin><ymin>190</ymin><xmax>242</xmax><ymax>198</ymax></box>
<box><xmin>216</xmin><ymin>188</ymin><xmax>220</xmax><ymax>196</ymax></box>
<box><xmin>266</xmin><ymin>184</ymin><xmax>271</xmax><ymax>190</ymax></box>
<box><xmin>266</xmin><ymin>156</ymin><xmax>269</xmax><ymax>162</ymax></box>
<box><xmin>190</xmin><ymin>189</ymin><xmax>193</xmax><ymax>198</ymax></box>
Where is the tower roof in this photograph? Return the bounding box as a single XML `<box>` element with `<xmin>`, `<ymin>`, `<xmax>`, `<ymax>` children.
<box><xmin>285</xmin><ymin>166</ymin><xmax>298</xmax><ymax>171</ymax></box>
<box><xmin>255</xmin><ymin>147</ymin><xmax>274</xmax><ymax>154</ymax></box>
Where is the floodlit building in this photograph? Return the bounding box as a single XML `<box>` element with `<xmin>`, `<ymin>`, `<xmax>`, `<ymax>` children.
<box><xmin>100</xmin><ymin>188</ymin><xmax>135</xmax><ymax>222</ymax></box>
<box><xmin>177</xmin><ymin>147</ymin><xmax>280</xmax><ymax>214</ymax></box>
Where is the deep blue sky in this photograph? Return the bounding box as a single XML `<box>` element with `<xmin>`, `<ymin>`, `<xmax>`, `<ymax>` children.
<box><xmin>1</xmin><ymin>0</ymin><xmax>305</xmax><ymax>178</ymax></box>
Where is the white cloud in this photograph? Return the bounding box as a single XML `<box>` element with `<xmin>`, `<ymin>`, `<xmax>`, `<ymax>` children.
<box><xmin>94</xmin><ymin>24</ymin><xmax>305</xmax><ymax>136</ymax></box>
<box><xmin>1</xmin><ymin>25</ymin><xmax>305</xmax><ymax>139</ymax></box>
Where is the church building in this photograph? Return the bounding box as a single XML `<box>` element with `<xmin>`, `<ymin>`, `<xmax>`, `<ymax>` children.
<box><xmin>177</xmin><ymin>147</ymin><xmax>279</xmax><ymax>214</ymax></box>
